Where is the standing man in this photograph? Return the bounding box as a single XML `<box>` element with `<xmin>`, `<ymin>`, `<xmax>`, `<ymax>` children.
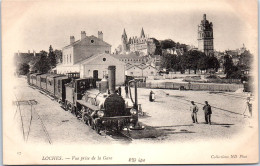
<box><xmin>125</xmin><ymin>85</ymin><xmax>128</xmax><ymax>98</ymax></box>
<box><xmin>203</xmin><ymin>101</ymin><xmax>212</xmax><ymax>124</ymax></box>
<box><xmin>118</xmin><ymin>86</ymin><xmax>122</xmax><ymax>96</ymax></box>
<box><xmin>246</xmin><ymin>97</ymin><xmax>252</xmax><ymax>117</ymax></box>
<box><xmin>190</xmin><ymin>101</ymin><xmax>199</xmax><ymax>123</ymax></box>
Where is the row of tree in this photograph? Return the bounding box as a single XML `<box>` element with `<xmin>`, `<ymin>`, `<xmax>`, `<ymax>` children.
<box><xmin>16</xmin><ymin>45</ymin><xmax>62</xmax><ymax>75</ymax></box>
<box><xmin>160</xmin><ymin>50</ymin><xmax>220</xmax><ymax>74</ymax></box>
<box><xmin>223</xmin><ymin>50</ymin><xmax>252</xmax><ymax>79</ymax></box>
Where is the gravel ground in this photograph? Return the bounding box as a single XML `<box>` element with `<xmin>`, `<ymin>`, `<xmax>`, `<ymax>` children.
<box><xmin>13</xmin><ymin>77</ymin><xmax>254</xmax><ymax>144</ymax></box>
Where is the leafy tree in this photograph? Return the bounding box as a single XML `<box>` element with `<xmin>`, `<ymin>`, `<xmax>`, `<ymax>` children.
<box><xmin>17</xmin><ymin>63</ymin><xmax>30</xmax><ymax>75</ymax></box>
<box><xmin>238</xmin><ymin>50</ymin><xmax>253</xmax><ymax>70</ymax></box>
<box><xmin>198</xmin><ymin>55</ymin><xmax>209</xmax><ymax>72</ymax></box>
<box><xmin>208</xmin><ymin>56</ymin><xmax>220</xmax><ymax>71</ymax></box>
<box><xmin>32</xmin><ymin>50</ymin><xmax>50</xmax><ymax>73</ymax></box>
<box><xmin>150</xmin><ymin>38</ymin><xmax>162</xmax><ymax>55</ymax></box>
<box><xmin>183</xmin><ymin>50</ymin><xmax>205</xmax><ymax>74</ymax></box>
<box><xmin>161</xmin><ymin>39</ymin><xmax>176</xmax><ymax>49</ymax></box>
<box><xmin>48</xmin><ymin>45</ymin><xmax>56</xmax><ymax>68</ymax></box>
<box><xmin>54</xmin><ymin>49</ymin><xmax>63</xmax><ymax>64</ymax></box>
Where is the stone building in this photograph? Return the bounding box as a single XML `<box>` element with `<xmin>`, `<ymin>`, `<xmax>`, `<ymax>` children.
<box><xmin>111</xmin><ymin>52</ymin><xmax>146</xmax><ymax>64</ymax></box>
<box><xmin>79</xmin><ymin>53</ymin><xmax>125</xmax><ymax>85</ymax></box>
<box><xmin>198</xmin><ymin>14</ymin><xmax>214</xmax><ymax>56</ymax></box>
<box><xmin>125</xmin><ymin>64</ymin><xmax>157</xmax><ymax>77</ymax></box>
<box><xmin>56</xmin><ymin>31</ymin><xmax>111</xmax><ymax>74</ymax></box>
<box><xmin>121</xmin><ymin>28</ymin><xmax>156</xmax><ymax>55</ymax></box>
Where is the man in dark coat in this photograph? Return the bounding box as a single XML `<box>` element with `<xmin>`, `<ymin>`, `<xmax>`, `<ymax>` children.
<box><xmin>125</xmin><ymin>85</ymin><xmax>128</xmax><ymax>98</ymax></box>
<box><xmin>118</xmin><ymin>86</ymin><xmax>121</xmax><ymax>96</ymax></box>
<box><xmin>203</xmin><ymin>101</ymin><xmax>212</xmax><ymax>124</ymax></box>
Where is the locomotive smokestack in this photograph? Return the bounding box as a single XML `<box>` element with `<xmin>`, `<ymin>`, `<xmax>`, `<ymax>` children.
<box><xmin>108</xmin><ymin>65</ymin><xmax>116</xmax><ymax>94</ymax></box>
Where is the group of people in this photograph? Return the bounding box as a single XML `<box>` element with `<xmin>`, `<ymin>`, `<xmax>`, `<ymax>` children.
<box><xmin>190</xmin><ymin>101</ymin><xmax>212</xmax><ymax>125</ymax></box>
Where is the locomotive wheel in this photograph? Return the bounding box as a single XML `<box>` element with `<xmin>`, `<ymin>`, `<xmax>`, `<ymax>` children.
<box><xmin>116</xmin><ymin>126</ymin><xmax>123</xmax><ymax>133</ymax></box>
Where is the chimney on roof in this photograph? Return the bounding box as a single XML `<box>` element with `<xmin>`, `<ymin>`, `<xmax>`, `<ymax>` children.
<box><xmin>98</xmin><ymin>31</ymin><xmax>103</xmax><ymax>41</ymax></box>
<box><xmin>33</xmin><ymin>50</ymin><xmax>36</xmax><ymax>56</ymax></box>
<box><xmin>28</xmin><ymin>50</ymin><xmax>30</xmax><ymax>54</ymax></box>
<box><xmin>70</xmin><ymin>36</ymin><xmax>75</xmax><ymax>44</ymax></box>
<box><xmin>81</xmin><ymin>31</ymin><xmax>86</xmax><ymax>40</ymax></box>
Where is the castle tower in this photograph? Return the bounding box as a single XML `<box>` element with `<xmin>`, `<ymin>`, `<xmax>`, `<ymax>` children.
<box><xmin>121</xmin><ymin>28</ymin><xmax>129</xmax><ymax>53</ymax></box>
<box><xmin>198</xmin><ymin>14</ymin><xmax>214</xmax><ymax>56</ymax></box>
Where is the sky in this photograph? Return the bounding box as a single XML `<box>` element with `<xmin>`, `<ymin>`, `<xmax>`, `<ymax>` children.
<box><xmin>2</xmin><ymin>0</ymin><xmax>258</xmax><ymax>54</ymax></box>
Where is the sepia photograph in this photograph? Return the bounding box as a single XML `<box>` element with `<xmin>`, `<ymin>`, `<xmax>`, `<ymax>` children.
<box><xmin>2</xmin><ymin>0</ymin><xmax>258</xmax><ymax>164</ymax></box>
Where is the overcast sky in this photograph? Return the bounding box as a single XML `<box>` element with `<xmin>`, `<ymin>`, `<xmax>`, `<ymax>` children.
<box><xmin>2</xmin><ymin>0</ymin><xmax>258</xmax><ymax>54</ymax></box>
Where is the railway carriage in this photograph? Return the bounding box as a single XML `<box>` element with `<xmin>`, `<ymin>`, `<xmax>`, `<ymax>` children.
<box><xmin>54</xmin><ymin>72</ymin><xmax>80</xmax><ymax>104</ymax></box>
<box><xmin>40</xmin><ymin>74</ymin><xmax>51</xmax><ymax>91</ymax></box>
<box><xmin>36</xmin><ymin>74</ymin><xmax>44</xmax><ymax>88</ymax></box>
<box><xmin>46</xmin><ymin>74</ymin><xmax>63</xmax><ymax>96</ymax></box>
<box><xmin>30</xmin><ymin>73</ymin><xmax>41</xmax><ymax>86</ymax></box>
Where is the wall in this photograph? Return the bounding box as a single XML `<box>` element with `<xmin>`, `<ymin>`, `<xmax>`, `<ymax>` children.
<box><xmin>73</xmin><ymin>36</ymin><xmax>111</xmax><ymax>64</ymax></box>
<box><xmin>56</xmin><ymin>64</ymin><xmax>80</xmax><ymax>74</ymax></box>
<box><xmin>81</xmin><ymin>54</ymin><xmax>125</xmax><ymax>85</ymax></box>
<box><xmin>126</xmin><ymin>67</ymin><xmax>142</xmax><ymax>77</ymax></box>
<box><xmin>62</xmin><ymin>46</ymin><xmax>74</xmax><ymax>65</ymax></box>
<box><xmin>142</xmin><ymin>66</ymin><xmax>157</xmax><ymax>76</ymax></box>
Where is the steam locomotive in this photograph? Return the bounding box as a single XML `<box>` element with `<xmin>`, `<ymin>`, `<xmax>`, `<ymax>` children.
<box><xmin>27</xmin><ymin>66</ymin><xmax>138</xmax><ymax>134</ymax></box>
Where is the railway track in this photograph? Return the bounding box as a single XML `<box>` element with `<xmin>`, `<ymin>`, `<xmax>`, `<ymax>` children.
<box><xmin>14</xmin><ymin>96</ymin><xmax>52</xmax><ymax>144</ymax></box>
<box><xmin>101</xmin><ymin>129</ymin><xmax>133</xmax><ymax>142</ymax></box>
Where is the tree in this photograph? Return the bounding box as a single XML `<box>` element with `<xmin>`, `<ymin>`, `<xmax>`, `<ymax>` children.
<box><xmin>238</xmin><ymin>50</ymin><xmax>253</xmax><ymax>70</ymax></box>
<box><xmin>182</xmin><ymin>50</ymin><xmax>205</xmax><ymax>74</ymax></box>
<box><xmin>48</xmin><ymin>45</ymin><xmax>56</xmax><ymax>68</ymax></box>
<box><xmin>160</xmin><ymin>39</ymin><xmax>176</xmax><ymax>49</ymax></box>
<box><xmin>32</xmin><ymin>50</ymin><xmax>51</xmax><ymax>73</ymax></box>
<box><xmin>150</xmin><ymin>38</ymin><xmax>162</xmax><ymax>55</ymax></box>
<box><xmin>198</xmin><ymin>55</ymin><xmax>209</xmax><ymax>72</ymax></box>
<box><xmin>208</xmin><ymin>56</ymin><xmax>220</xmax><ymax>72</ymax></box>
<box><xmin>17</xmin><ymin>63</ymin><xmax>30</xmax><ymax>75</ymax></box>
<box><xmin>54</xmin><ymin>49</ymin><xmax>63</xmax><ymax>64</ymax></box>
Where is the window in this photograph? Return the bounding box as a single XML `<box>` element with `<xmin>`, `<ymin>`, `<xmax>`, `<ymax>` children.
<box><xmin>103</xmin><ymin>58</ymin><xmax>106</xmax><ymax>61</ymax></box>
<box><xmin>91</xmin><ymin>39</ymin><xmax>94</xmax><ymax>43</ymax></box>
<box><xmin>151</xmin><ymin>71</ymin><xmax>154</xmax><ymax>75</ymax></box>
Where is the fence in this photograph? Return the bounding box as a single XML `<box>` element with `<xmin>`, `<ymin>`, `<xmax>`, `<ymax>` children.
<box><xmin>136</xmin><ymin>82</ymin><xmax>244</xmax><ymax>92</ymax></box>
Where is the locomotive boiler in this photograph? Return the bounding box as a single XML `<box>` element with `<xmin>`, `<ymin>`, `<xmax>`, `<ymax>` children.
<box><xmin>75</xmin><ymin>66</ymin><xmax>137</xmax><ymax>133</ymax></box>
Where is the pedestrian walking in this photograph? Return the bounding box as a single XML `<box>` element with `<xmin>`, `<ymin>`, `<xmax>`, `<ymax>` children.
<box><xmin>190</xmin><ymin>101</ymin><xmax>198</xmax><ymax>123</ymax></box>
<box><xmin>203</xmin><ymin>101</ymin><xmax>212</xmax><ymax>124</ymax></box>
<box><xmin>125</xmin><ymin>85</ymin><xmax>128</xmax><ymax>98</ymax></box>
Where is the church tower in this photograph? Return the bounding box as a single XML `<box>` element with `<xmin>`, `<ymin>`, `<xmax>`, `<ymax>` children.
<box><xmin>198</xmin><ymin>14</ymin><xmax>214</xmax><ymax>56</ymax></box>
<box><xmin>121</xmin><ymin>28</ymin><xmax>129</xmax><ymax>53</ymax></box>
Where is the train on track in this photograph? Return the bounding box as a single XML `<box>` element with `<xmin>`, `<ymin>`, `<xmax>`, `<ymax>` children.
<box><xmin>27</xmin><ymin>66</ymin><xmax>139</xmax><ymax>134</ymax></box>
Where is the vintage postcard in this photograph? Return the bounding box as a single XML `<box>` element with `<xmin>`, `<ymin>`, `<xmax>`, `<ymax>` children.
<box><xmin>2</xmin><ymin>0</ymin><xmax>258</xmax><ymax>164</ymax></box>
